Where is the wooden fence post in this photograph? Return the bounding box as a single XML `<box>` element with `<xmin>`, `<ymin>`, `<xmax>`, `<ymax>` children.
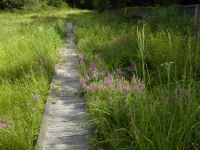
<box><xmin>196</xmin><ymin>4</ymin><xmax>200</xmax><ymax>31</ymax></box>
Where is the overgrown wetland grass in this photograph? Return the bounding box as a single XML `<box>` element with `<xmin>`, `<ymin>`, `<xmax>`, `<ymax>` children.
<box><xmin>0</xmin><ymin>8</ymin><xmax>85</xmax><ymax>149</ymax></box>
<box><xmin>0</xmin><ymin>7</ymin><xmax>200</xmax><ymax>150</ymax></box>
<box><xmin>73</xmin><ymin>8</ymin><xmax>200</xmax><ymax>150</ymax></box>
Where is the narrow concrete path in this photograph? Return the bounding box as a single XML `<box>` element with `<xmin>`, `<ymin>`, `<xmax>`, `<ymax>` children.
<box><xmin>36</xmin><ymin>23</ymin><xmax>90</xmax><ymax>150</ymax></box>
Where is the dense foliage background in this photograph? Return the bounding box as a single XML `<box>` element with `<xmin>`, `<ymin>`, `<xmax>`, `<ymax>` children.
<box><xmin>67</xmin><ymin>0</ymin><xmax>199</xmax><ymax>9</ymax></box>
<box><xmin>0</xmin><ymin>0</ymin><xmax>199</xmax><ymax>9</ymax></box>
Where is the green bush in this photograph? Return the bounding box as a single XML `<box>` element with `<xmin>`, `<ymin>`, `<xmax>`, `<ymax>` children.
<box><xmin>93</xmin><ymin>0</ymin><xmax>125</xmax><ymax>10</ymax></box>
<box><xmin>47</xmin><ymin>0</ymin><xmax>64</xmax><ymax>7</ymax></box>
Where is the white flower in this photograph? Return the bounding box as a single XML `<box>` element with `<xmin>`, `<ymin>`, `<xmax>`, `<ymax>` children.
<box><xmin>160</xmin><ymin>61</ymin><xmax>174</xmax><ymax>67</ymax></box>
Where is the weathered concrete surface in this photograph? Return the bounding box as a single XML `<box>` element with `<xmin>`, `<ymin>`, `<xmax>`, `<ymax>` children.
<box><xmin>36</xmin><ymin>23</ymin><xmax>90</xmax><ymax>150</ymax></box>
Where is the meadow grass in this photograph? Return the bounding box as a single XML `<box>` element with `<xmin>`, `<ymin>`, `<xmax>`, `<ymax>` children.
<box><xmin>0</xmin><ymin>7</ymin><xmax>199</xmax><ymax>150</ymax></box>
<box><xmin>0</xmin><ymin>8</ymin><xmax>84</xmax><ymax>150</ymax></box>
<box><xmin>73</xmin><ymin>8</ymin><xmax>200</xmax><ymax>150</ymax></box>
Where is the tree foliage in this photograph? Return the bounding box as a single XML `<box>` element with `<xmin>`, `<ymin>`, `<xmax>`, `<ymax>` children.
<box><xmin>68</xmin><ymin>0</ymin><xmax>199</xmax><ymax>10</ymax></box>
<box><xmin>93</xmin><ymin>0</ymin><xmax>125</xmax><ymax>10</ymax></box>
<box><xmin>92</xmin><ymin>0</ymin><xmax>199</xmax><ymax>10</ymax></box>
<box><xmin>0</xmin><ymin>0</ymin><xmax>64</xmax><ymax>9</ymax></box>
<box><xmin>0</xmin><ymin>0</ymin><xmax>24</xmax><ymax>8</ymax></box>
<box><xmin>0</xmin><ymin>0</ymin><xmax>199</xmax><ymax>10</ymax></box>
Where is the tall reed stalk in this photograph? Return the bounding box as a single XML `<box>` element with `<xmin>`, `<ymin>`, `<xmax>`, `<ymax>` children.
<box><xmin>137</xmin><ymin>25</ymin><xmax>146</xmax><ymax>88</ymax></box>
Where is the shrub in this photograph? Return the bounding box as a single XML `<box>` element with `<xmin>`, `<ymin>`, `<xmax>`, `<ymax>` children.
<box><xmin>47</xmin><ymin>0</ymin><xmax>64</xmax><ymax>7</ymax></box>
<box><xmin>23</xmin><ymin>0</ymin><xmax>47</xmax><ymax>9</ymax></box>
<box><xmin>93</xmin><ymin>0</ymin><xmax>125</xmax><ymax>10</ymax></box>
<box><xmin>0</xmin><ymin>0</ymin><xmax>24</xmax><ymax>9</ymax></box>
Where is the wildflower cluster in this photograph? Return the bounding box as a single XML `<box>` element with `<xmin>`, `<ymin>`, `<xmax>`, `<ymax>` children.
<box><xmin>78</xmin><ymin>52</ymin><xmax>145</xmax><ymax>94</ymax></box>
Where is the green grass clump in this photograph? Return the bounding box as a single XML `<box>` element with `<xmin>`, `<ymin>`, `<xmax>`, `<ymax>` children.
<box><xmin>0</xmin><ymin>9</ymin><xmax>78</xmax><ymax>149</ymax></box>
<box><xmin>73</xmin><ymin>8</ymin><xmax>200</xmax><ymax>150</ymax></box>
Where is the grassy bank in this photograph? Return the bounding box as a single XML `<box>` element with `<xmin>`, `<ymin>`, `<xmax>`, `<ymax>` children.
<box><xmin>73</xmin><ymin>8</ymin><xmax>200</xmax><ymax>149</ymax></box>
<box><xmin>0</xmin><ymin>8</ymin><xmax>79</xmax><ymax>149</ymax></box>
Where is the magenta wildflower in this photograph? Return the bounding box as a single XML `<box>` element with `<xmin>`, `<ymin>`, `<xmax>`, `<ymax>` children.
<box><xmin>90</xmin><ymin>63</ymin><xmax>96</xmax><ymax>72</ymax></box>
<box><xmin>122</xmin><ymin>87</ymin><xmax>129</xmax><ymax>93</ymax></box>
<box><xmin>108</xmin><ymin>74</ymin><xmax>113</xmax><ymax>81</ymax></box>
<box><xmin>0</xmin><ymin>123</ymin><xmax>7</xmax><ymax>129</ymax></box>
<box><xmin>80</xmin><ymin>78</ymin><xmax>86</xmax><ymax>87</ymax></box>
<box><xmin>79</xmin><ymin>52</ymin><xmax>84</xmax><ymax>63</ymax></box>
<box><xmin>105</xmin><ymin>74</ymin><xmax>113</xmax><ymax>84</ymax></box>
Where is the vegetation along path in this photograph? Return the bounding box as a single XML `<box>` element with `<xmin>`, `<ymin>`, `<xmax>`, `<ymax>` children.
<box><xmin>36</xmin><ymin>22</ymin><xmax>90</xmax><ymax>150</ymax></box>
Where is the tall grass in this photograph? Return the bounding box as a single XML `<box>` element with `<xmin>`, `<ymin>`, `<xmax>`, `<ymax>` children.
<box><xmin>73</xmin><ymin>8</ymin><xmax>200</xmax><ymax>149</ymax></box>
<box><xmin>0</xmin><ymin>9</ymin><xmax>76</xmax><ymax>149</ymax></box>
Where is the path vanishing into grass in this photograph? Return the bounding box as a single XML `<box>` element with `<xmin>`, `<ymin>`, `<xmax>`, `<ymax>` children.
<box><xmin>36</xmin><ymin>23</ymin><xmax>90</xmax><ymax>150</ymax></box>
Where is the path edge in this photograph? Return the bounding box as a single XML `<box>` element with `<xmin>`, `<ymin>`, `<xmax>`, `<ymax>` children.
<box><xmin>35</xmin><ymin>81</ymin><xmax>55</xmax><ymax>150</ymax></box>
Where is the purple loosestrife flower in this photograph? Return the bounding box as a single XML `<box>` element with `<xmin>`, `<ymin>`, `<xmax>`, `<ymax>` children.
<box><xmin>79</xmin><ymin>52</ymin><xmax>84</xmax><ymax>63</ymax></box>
<box><xmin>0</xmin><ymin>123</ymin><xmax>7</xmax><ymax>129</ymax></box>
<box><xmin>105</xmin><ymin>74</ymin><xmax>113</xmax><ymax>84</ymax></box>
<box><xmin>108</xmin><ymin>74</ymin><xmax>113</xmax><ymax>82</ymax></box>
<box><xmin>90</xmin><ymin>63</ymin><xmax>96</xmax><ymax>72</ymax></box>
<box><xmin>89</xmin><ymin>63</ymin><xmax>99</xmax><ymax>80</ymax></box>
<box><xmin>122</xmin><ymin>87</ymin><xmax>129</xmax><ymax>93</ymax></box>
<box><xmin>80</xmin><ymin>78</ymin><xmax>86</xmax><ymax>87</ymax></box>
